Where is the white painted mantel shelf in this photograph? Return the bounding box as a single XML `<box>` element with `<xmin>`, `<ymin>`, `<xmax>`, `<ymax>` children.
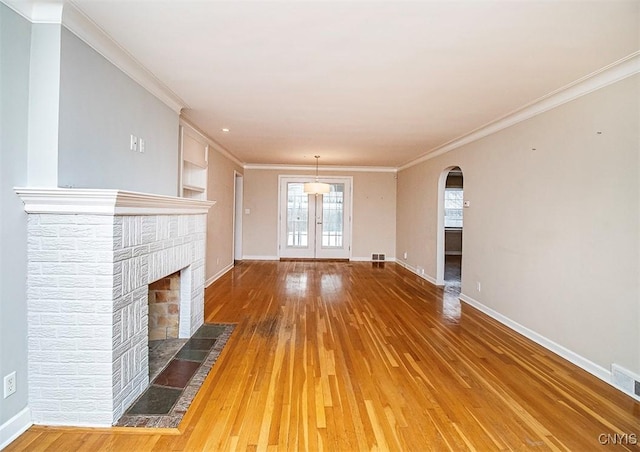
<box><xmin>14</xmin><ymin>187</ymin><xmax>216</xmax><ymax>427</ymax></box>
<box><xmin>14</xmin><ymin>187</ymin><xmax>216</xmax><ymax>215</ymax></box>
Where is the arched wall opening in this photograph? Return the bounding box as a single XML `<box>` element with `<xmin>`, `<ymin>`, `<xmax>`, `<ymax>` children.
<box><xmin>435</xmin><ymin>166</ymin><xmax>464</xmax><ymax>286</ymax></box>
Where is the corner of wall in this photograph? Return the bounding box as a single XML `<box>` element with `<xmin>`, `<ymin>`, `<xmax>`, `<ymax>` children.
<box><xmin>395</xmin><ymin>260</ymin><xmax>438</xmax><ymax>285</ymax></box>
<box><xmin>0</xmin><ymin>407</ymin><xmax>32</xmax><ymax>450</ymax></box>
<box><xmin>459</xmin><ymin>293</ymin><xmax>640</xmax><ymax>403</ymax></box>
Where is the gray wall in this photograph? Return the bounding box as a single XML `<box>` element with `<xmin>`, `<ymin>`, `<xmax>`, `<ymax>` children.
<box><xmin>0</xmin><ymin>10</ymin><xmax>182</xmax><ymax>431</ymax></box>
<box><xmin>0</xmin><ymin>3</ymin><xmax>31</xmax><ymax>425</ymax></box>
<box><xmin>58</xmin><ymin>28</ymin><xmax>179</xmax><ymax>196</ymax></box>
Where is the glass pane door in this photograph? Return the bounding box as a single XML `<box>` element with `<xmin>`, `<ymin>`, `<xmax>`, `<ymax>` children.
<box><xmin>287</xmin><ymin>183</ymin><xmax>309</xmax><ymax>248</ymax></box>
<box><xmin>279</xmin><ymin>177</ymin><xmax>351</xmax><ymax>259</ymax></box>
<box><xmin>320</xmin><ymin>184</ymin><xmax>344</xmax><ymax>248</ymax></box>
<box><xmin>315</xmin><ymin>181</ymin><xmax>350</xmax><ymax>259</ymax></box>
<box><xmin>280</xmin><ymin>180</ymin><xmax>315</xmax><ymax>258</ymax></box>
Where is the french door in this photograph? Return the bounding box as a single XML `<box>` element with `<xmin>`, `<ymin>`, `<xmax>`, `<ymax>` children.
<box><xmin>279</xmin><ymin>176</ymin><xmax>352</xmax><ymax>259</ymax></box>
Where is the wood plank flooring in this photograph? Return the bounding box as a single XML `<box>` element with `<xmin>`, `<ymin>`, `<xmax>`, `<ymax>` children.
<box><xmin>7</xmin><ymin>261</ymin><xmax>640</xmax><ymax>451</ymax></box>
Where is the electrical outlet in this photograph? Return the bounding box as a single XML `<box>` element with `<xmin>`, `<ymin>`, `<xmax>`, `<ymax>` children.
<box><xmin>4</xmin><ymin>372</ymin><xmax>16</xmax><ymax>398</ymax></box>
<box><xmin>403</xmin><ymin>251</ymin><xmax>408</xmax><ymax>259</ymax></box>
<box><xmin>139</xmin><ymin>138</ymin><xmax>145</xmax><ymax>153</ymax></box>
<box><xmin>477</xmin><ymin>282</ymin><xmax>482</xmax><ymax>292</ymax></box>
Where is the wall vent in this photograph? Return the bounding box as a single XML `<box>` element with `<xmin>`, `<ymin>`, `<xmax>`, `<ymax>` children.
<box><xmin>371</xmin><ymin>253</ymin><xmax>386</xmax><ymax>262</ymax></box>
<box><xmin>612</xmin><ymin>364</ymin><xmax>640</xmax><ymax>400</ymax></box>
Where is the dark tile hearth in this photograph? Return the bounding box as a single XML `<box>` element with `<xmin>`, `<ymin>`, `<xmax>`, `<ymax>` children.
<box><xmin>182</xmin><ymin>337</ymin><xmax>217</xmax><ymax>351</ymax></box>
<box><xmin>154</xmin><ymin>359</ymin><xmax>201</xmax><ymax>388</ymax></box>
<box><xmin>192</xmin><ymin>324</ymin><xmax>228</xmax><ymax>338</ymax></box>
<box><xmin>148</xmin><ymin>339</ymin><xmax>187</xmax><ymax>382</ymax></box>
<box><xmin>117</xmin><ymin>323</ymin><xmax>236</xmax><ymax>428</ymax></box>
<box><xmin>126</xmin><ymin>386</ymin><xmax>183</xmax><ymax>415</ymax></box>
<box><xmin>175</xmin><ymin>348</ymin><xmax>209</xmax><ymax>361</ymax></box>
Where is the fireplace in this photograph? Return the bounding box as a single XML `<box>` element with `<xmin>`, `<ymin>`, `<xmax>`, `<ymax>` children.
<box><xmin>16</xmin><ymin>189</ymin><xmax>215</xmax><ymax>427</ymax></box>
<box><xmin>148</xmin><ymin>271</ymin><xmax>181</xmax><ymax>341</ymax></box>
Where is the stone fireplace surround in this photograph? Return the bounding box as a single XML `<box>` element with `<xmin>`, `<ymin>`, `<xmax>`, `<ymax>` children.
<box><xmin>15</xmin><ymin>188</ymin><xmax>215</xmax><ymax>427</ymax></box>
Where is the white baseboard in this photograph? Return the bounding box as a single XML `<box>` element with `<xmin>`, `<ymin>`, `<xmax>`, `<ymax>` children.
<box><xmin>242</xmin><ymin>255</ymin><xmax>279</xmax><ymax>261</ymax></box>
<box><xmin>242</xmin><ymin>256</ymin><xmax>402</xmax><ymax>263</ymax></box>
<box><xmin>0</xmin><ymin>406</ymin><xmax>32</xmax><ymax>450</ymax></box>
<box><xmin>205</xmin><ymin>263</ymin><xmax>234</xmax><ymax>287</ymax></box>
<box><xmin>395</xmin><ymin>260</ymin><xmax>437</xmax><ymax>285</ymax></box>
<box><xmin>243</xmin><ymin>256</ymin><xmax>398</xmax><ymax>262</ymax></box>
<box><xmin>459</xmin><ymin>293</ymin><xmax>640</xmax><ymax>402</ymax></box>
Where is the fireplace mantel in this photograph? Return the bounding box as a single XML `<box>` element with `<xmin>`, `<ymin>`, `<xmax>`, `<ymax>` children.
<box><xmin>15</xmin><ymin>187</ymin><xmax>215</xmax><ymax>215</ymax></box>
<box><xmin>17</xmin><ymin>187</ymin><xmax>215</xmax><ymax>426</ymax></box>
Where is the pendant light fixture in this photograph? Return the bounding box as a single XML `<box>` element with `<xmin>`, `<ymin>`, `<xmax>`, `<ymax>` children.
<box><xmin>304</xmin><ymin>155</ymin><xmax>331</xmax><ymax>195</ymax></box>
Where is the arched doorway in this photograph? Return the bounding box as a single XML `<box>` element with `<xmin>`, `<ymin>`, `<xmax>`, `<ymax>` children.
<box><xmin>436</xmin><ymin>166</ymin><xmax>464</xmax><ymax>287</ymax></box>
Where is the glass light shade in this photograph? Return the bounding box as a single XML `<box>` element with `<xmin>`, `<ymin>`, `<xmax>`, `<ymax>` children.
<box><xmin>303</xmin><ymin>181</ymin><xmax>331</xmax><ymax>194</ymax></box>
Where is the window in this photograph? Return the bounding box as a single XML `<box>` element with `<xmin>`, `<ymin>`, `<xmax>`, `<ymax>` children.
<box><xmin>444</xmin><ymin>188</ymin><xmax>463</xmax><ymax>228</ymax></box>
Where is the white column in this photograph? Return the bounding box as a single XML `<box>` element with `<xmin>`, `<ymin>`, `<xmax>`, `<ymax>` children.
<box><xmin>27</xmin><ymin>21</ymin><xmax>63</xmax><ymax>187</ymax></box>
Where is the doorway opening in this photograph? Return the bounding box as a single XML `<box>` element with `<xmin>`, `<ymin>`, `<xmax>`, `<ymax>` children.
<box><xmin>233</xmin><ymin>172</ymin><xmax>243</xmax><ymax>265</ymax></box>
<box><xmin>436</xmin><ymin>167</ymin><xmax>464</xmax><ymax>287</ymax></box>
<box><xmin>278</xmin><ymin>176</ymin><xmax>352</xmax><ymax>259</ymax></box>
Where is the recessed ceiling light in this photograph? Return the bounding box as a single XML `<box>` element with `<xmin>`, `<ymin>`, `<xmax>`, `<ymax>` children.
<box><xmin>221</xmin><ymin>128</ymin><xmax>230</xmax><ymax>133</ymax></box>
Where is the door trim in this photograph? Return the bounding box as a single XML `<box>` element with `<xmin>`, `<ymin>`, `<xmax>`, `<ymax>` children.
<box><xmin>436</xmin><ymin>166</ymin><xmax>463</xmax><ymax>285</ymax></box>
<box><xmin>233</xmin><ymin>171</ymin><xmax>243</xmax><ymax>263</ymax></box>
<box><xmin>277</xmin><ymin>175</ymin><xmax>353</xmax><ymax>260</ymax></box>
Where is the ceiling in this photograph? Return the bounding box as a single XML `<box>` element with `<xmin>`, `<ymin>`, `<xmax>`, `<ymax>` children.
<box><xmin>70</xmin><ymin>0</ymin><xmax>639</xmax><ymax>168</ymax></box>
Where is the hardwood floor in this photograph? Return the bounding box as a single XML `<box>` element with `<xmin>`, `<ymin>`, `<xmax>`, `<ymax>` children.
<box><xmin>7</xmin><ymin>261</ymin><xmax>640</xmax><ymax>451</ymax></box>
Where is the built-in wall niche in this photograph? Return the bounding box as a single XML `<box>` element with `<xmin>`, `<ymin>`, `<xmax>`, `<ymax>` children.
<box><xmin>180</xmin><ymin>122</ymin><xmax>208</xmax><ymax>200</ymax></box>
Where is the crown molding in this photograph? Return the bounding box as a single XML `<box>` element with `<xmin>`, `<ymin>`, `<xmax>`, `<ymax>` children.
<box><xmin>2</xmin><ymin>0</ymin><xmax>63</xmax><ymax>23</ymax></box>
<box><xmin>62</xmin><ymin>2</ymin><xmax>186</xmax><ymax>114</ymax></box>
<box><xmin>7</xmin><ymin>1</ymin><xmax>636</xmax><ymax>172</ymax></box>
<box><xmin>179</xmin><ymin>116</ymin><xmax>245</xmax><ymax>168</ymax></box>
<box><xmin>15</xmin><ymin>188</ymin><xmax>215</xmax><ymax>215</ymax></box>
<box><xmin>399</xmin><ymin>51</ymin><xmax>640</xmax><ymax>171</ymax></box>
<box><xmin>244</xmin><ymin>163</ymin><xmax>397</xmax><ymax>173</ymax></box>
<box><xmin>2</xmin><ymin>0</ymin><xmax>187</xmax><ymax>114</ymax></box>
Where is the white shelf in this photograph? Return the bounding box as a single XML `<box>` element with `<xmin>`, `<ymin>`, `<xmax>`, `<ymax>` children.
<box><xmin>179</xmin><ymin>123</ymin><xmax>208</xmax><ymax>200</ymax></box>
<box><xmin>182</xmin><ymin>184</ymin><xmax>205</xmax><ymax>193</ymax></box>
<box><xmin>183</xmin><ymin>158</ymin><xmax>207</xmax><ymax>169</ymax></box>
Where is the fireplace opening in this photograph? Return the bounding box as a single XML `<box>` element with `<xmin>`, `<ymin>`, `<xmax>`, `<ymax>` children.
<box><xmin>148</xmin><ymin>271</ymin><xmax>188</xmax><ymax>381</ymax></box>
<box><xmin>149</xmin><ymin>271</ymin><xmax>181</xmax><ymax>341</ymax></box>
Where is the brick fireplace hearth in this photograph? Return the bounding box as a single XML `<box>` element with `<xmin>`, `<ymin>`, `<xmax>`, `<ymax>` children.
<box><xmin>16</xmin><ymin>189</ymin><xmax>215</xmax><ymax>427</ymax></box>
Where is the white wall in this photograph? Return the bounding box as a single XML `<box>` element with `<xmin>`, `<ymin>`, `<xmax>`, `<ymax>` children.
<box><xmin>0</xmin><ymin>1</ymin><xmax>31</xmax><ymax>436</ymax></box>
<box><xmin>58</xmin><ymin>28</ymin><xmax>179</xmax><ymax>196</ymax></box>
<box><xmin>26</xmin><ymin>23</ymin><xmax>61</xmax><ymax>187</ymax></box>
<box><xmin>396</xmin><ymin>75</ymin><xmax>640</xmax><ymax>377</ymax></box>
<box><xmin>243</xmin><ymin>168</ymin><xmax>396</xmax><ymax>260</ymax></box>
